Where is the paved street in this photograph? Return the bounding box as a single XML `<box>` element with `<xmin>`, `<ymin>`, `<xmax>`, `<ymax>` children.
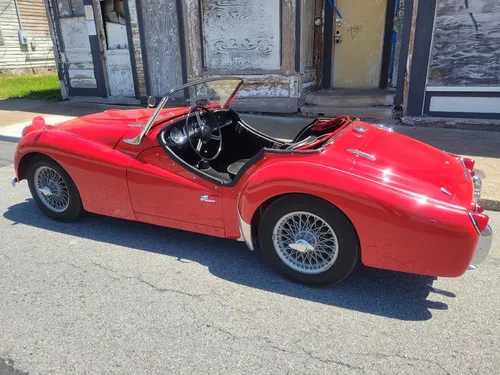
<box><xmin>0</xmin><ymin>138</ymin><xmax>499</xmax><ymax>375</ymax></box>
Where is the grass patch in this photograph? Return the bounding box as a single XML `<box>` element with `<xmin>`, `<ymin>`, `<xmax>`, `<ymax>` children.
<box><xmin>0</xmin><ymin>73</ymin><xmax>61</xmax><ymax>101</ymax></box>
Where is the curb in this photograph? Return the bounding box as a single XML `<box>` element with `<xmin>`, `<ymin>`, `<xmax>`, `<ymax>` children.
<box><xmin>479</xmin><ymin>198</ymin><xmax>500</xmax><ymax>212</ymax></box>
<box><xmin>401</xmin><ymin>116</ymin><xmax>500</xmax><ymax>132</ymax></box>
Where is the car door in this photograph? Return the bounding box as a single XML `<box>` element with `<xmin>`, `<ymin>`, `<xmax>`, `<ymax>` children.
<box><xmin>127</xmin><ymin>147</ymin><xmax>225</xmax><ymax>238</ymax></box>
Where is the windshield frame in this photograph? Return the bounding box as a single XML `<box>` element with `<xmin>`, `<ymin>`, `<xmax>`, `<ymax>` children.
<box><xmin>124</xmin><ymin>77</ymin><xmax>243</xmax><ymax>145</ymax></box>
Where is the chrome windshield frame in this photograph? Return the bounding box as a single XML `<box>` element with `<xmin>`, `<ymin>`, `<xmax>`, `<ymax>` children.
<box><xmin>124</xmin><ymin>77</ymin><xmax>243</xmax><ymax>145</ymax></box>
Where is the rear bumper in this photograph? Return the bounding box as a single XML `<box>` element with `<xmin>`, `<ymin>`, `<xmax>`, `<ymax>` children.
<box><xmin>471</xmin><ymin>225</ymin><xmax>493</xmax><ymax>266</ymax></box>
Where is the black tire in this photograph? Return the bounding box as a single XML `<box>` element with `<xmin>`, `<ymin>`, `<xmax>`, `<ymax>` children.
<box><xmin>27</xmin><ymin>155</ymin><xmax>83</xmax><ymax>221</ymax></box>
<box><xmin>259</xmin><ymin>194</ymin><xmax>359</xmax><ymax>286</ymax></box>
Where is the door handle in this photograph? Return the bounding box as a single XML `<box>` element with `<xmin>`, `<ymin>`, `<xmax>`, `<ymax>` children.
<box><xmin>200</xmin><ymin>194</ymin><xmax>216</xmax><ymax>203</ymax></box>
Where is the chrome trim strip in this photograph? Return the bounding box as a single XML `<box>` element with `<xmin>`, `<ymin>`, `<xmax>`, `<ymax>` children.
<box><xmin>471</xmin><ymin>225</ymin><xmax>493</xmax><ymax>266</ymax></box>
<box><xmin>352</xmin><ymin>126</ymin><xmax>367</xmax><ymax>133</ymax></box>
<box><xmin>372</xmin><ymin>124</ymin><xmax>394</xmax><ymax>132</ymax></box>
<box><xmin>237</xmin><ymin>209</ymin><xmax>254</xmax><ymax>251</ymax></box>
<box><xmin>440</xmin><ymin>187</ymin><xmax>452</xmax><ymax>196</ymax></box>
<box><xmin>468</xmin><ymin>212</ymin><xmax>480</xmax><ymax>234</ymax></box>
<box><xmin>347</xmin><ymin>149</ymin><xmax>376</xmax><ymax>161</ymax></box>
<box><xmin>200</xmin><ymin>194</ymin><xmax>216</xmax><ymax>203</ymax></box>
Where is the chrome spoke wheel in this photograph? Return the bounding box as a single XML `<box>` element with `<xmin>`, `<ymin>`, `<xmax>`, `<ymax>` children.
<box><xmin>33</xmin><ymin>166</ymin><xmax>70</xmax><ymax>213</ymax></box>
<box><xmin>272</xmin><ymin>211</ymin><xmax>339</xmax><ymax>274</ymax></box>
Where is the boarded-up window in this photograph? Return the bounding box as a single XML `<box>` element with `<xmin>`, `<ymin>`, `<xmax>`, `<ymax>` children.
<box><xmin>202</xmin><ymin>0</ymin><xmax>281</xmax><ymax>72</ymax></box>
<box><xmin>428</xmin><ymin>0</ymin><xmax>500</xmax><ymax>86</ymax></box>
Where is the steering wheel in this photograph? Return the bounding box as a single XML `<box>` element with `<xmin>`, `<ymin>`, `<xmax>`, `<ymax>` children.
<box><xmin>184</xmin><ymin>105</ymin><xmax>222</xmax><ymax>161</ymax></box>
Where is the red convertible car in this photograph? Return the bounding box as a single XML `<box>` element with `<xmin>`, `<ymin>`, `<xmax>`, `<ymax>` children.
<box><xmin>13</xmin><ymin>78</ymin><xmax>492</xmax><ymax>285</ymax></box>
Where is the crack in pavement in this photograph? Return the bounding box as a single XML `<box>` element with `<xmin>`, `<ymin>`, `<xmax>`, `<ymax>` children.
<box><xmin>358</xmin><ymin>351</ymin><xmax>451</xmax><ymax>375</ymax></box>
<box><xmin>0</xmin><ymin>253</ymin><xmax>13</xmax><ymax>262</ymax></box>
<box><xmin>90</xmin><ymin>260</ymin><xmax>209</xmax><ymax>299</ymax></box>
<box><xmin>204</xmin><ymin>324</ymin><xmax>365</xmax><ymax>373</ymax></box>
<box><xmin>0</xmin><ymin>358</ymin><xmax>29</xmax><ymax>375</ymax></box>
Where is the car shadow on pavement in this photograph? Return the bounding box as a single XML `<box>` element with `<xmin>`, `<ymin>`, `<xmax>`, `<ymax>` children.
<box><xmin>4</xmin><ymin>200</ymin><xmax>455</xmax><ymax>322</ymax></box>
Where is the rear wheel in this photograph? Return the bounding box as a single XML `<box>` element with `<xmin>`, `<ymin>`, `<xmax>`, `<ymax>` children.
<box><xmin>27</xmin><ymin>156</ymin><xmax>83</xmax><ymax>221</ymax></box>
<box><xmin>259</xmin><ymin>195</ymin><xmax>359</xmax><ymax>286</ymax></box>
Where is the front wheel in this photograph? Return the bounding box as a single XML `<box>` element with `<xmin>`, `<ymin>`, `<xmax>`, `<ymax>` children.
<box><xmin>27</xmin><ymin>156</ymin><xmax>83</xmax><ymax>221</ymax></box>
<box><xmin>259</xmin><ymin>195</ymin><xmax>360</xmax><ymax>286</ymax></box>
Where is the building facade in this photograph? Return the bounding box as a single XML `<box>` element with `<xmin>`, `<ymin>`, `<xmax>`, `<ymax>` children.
<box><xmin>406</xmin><ymin>0</ymin><xmax>500</xmax><ymax>119</ymax></box>
<box><xmin>0</xmin><ymin>0</ymin><xmax>55</xmax><ymax>71</ymax></box>
<box><xmin>43</xmin><ymin>0</ymin><xmax>500</xmax><ymax>120</ymax></box>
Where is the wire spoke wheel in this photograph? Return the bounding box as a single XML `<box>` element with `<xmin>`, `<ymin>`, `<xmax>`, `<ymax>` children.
<box><xmin>33</xmin><ymin>166</ymin><xmax>70</xmax><ymax>213</ymax></box>
<box><xmin>272</xmin><ymin>211</ymin><xmax>339</xmax><ymax>275</ymax></box>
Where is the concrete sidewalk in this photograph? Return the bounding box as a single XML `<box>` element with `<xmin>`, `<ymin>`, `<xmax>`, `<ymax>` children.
<box><xmin>1</xmin><ymin>100</ymin><xmax>498</xmax><ymax>210</ymax></box>
<box><xmin>0</xmin><ymin>99</ymin><xmax>134</xmax><ymax>141</ymax></box>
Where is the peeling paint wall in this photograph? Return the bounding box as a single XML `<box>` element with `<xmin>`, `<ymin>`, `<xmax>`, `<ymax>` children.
<box><xmin>140</xmin><ymin>0</ymin><xmax>183</xmax><ymax>96</ymax></box>
<box><xmin>99</xmin><ymin>0</ymin><xmax>134</xmax><ymax>97</ymax></box>
<box><xmin>59</xmin><ymin>16</ymin><xmax>96</xmax><ymax>88</ymax></box>
<box><xmin>201</xmin><ymin>0</ymin><xmax>281</xmax><ymax>72</ymax></box>
<box><xmin>428</xmin><ymin>0</ymin><xmax>500</xmax><ymax>86</ymax></box>
<box><xmin>127</xmin><ymin>0</ymin><xmax>146</xmax><ymax>95</ymax></box>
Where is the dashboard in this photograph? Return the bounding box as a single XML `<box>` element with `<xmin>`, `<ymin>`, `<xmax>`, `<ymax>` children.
<box><xmin>160</xmin><ymin>109</ymin><xmax>235</xmax><ymax>150</ymax></box>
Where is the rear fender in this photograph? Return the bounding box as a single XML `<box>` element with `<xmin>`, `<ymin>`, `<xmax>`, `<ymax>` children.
<box><xmin>15</xmin><ymin>130</ymin><xmax>136</xmax><ymax>221</ymax></box>
<box><xmin>239</xmin><ymin>162</ymin><xmax>478</xmax><ymax>277</ymax></box>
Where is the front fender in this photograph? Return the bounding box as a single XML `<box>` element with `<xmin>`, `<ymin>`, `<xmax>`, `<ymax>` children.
<box><xmin>239</xmin><ymin>161</ymin><xmax>478</xmax><ymax>277</ymax></box>
<box><xmin>15</xmin><ymin>130</ymin><xmax>137</xmax><ymax>221</ymax></box>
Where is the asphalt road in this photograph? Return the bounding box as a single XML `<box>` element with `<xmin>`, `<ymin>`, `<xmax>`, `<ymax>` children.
<box><xmin>0</xmin><ymin>139</ymin><xmax>499</xmax><ymax>375</ymax></box>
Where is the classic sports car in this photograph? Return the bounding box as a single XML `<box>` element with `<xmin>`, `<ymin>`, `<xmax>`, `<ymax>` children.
<box><xmin>13</xmin><ymin>78</ymin><xmax>492</xmax><ymax>285</ymax></box>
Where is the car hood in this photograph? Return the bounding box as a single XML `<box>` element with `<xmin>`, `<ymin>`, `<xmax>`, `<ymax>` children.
<box><xmin>330</xmin><ymin>122</ymin><xmax>472</xmax><ymax>204</ymax></box>
<box><xmin>54</xmin><ymin>108</ymin><xmax>187</xmax><ymax>148</ymax></box>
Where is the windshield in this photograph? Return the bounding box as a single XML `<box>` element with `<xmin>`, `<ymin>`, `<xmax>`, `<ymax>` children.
<box><xmin>164</xmin><ymin>77</ymin><xmax>243</xmax><ymax>109</ymax></box>
<box><xmin>125</xmin><ymin>77</ymin><xmax>243</xmax><ymax>145</ymax></box>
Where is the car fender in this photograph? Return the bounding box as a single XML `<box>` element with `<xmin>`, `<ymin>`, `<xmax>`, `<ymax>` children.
<box><xmin>238</xmin><ymin>161</ymin><xmax>478</xmax><ymax>277</ymax></box>
<box><xmin>15</xmin><ymin>130</ymin><xmax>137</xmax><ymax>221</ymax></box>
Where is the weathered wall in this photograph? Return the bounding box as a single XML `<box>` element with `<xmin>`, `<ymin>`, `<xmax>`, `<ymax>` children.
<box><xmin>59</xmin><ymin>16</ymin><xmax>96</xmax><ymax>88</ymax></box>
<box><xmin>201</xmin><ymin>0</ymin><xmax>281</xmax><ymax>72</ymax></box>
<box><xmin>428</xmin><ymin>0</ymin><xmax>500</xmax><ymax>86</ymax></box>
<box><xmin>300</xmin><ymin>0</ymin><xmax>315</xmax><ymax>73</ymax></box>
<box><xmin>126</xmin><ymin>0</ymin><xmax>146</xmax><ymax>95</ymax></box>
<box><xmin>0</xmin><ymin>0</ymin><xmax>55</xmax><ymax>70</ymax></box>
<box><xmin>139</xmin><ymin>0</ymin><xmax>183</xmax><ymax>96</ymax></box>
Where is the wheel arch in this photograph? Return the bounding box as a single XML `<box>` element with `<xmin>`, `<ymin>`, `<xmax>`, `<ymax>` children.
<box><xmin>17</xmin><ymin>152</ymin><xmax>54</xmax><ymax>181</ymax></box>
<box><xmin>249</xmin><ymin>192</ymin><xmax>361</xmax><ymax>252</ymax></box>
<box><xmin>237</xmin><ymin>162</ymin><xmax>364</xmax><ymax>251</ymax></box>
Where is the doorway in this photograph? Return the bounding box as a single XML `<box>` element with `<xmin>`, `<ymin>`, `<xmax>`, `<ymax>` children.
<box><xmin>323</xmin><ymin>0</ymin><xmax>394</xmax><ymax>89</ymax></box>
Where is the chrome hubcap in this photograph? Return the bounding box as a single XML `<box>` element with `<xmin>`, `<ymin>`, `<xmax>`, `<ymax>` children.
<box><xmin>34</xmin><ymin>166</ymin><xmax>70</xmax><ymax>213</ymax></box>
<box><xmin>272</xmin><ymin>211</ymin><xmax>339</xmax><ymax>274</ymax></box>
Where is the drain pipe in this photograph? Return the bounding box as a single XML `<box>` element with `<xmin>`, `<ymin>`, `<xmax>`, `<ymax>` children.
<box><xmin>13</xmin><ymin>0</ymin><xmax>23</xmax><ymax>29</ymax></box>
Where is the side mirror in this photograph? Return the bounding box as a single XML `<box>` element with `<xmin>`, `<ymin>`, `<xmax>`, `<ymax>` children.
<box><xmin>147</xmin><ymin>96</ymin><xmax>156</xmax><ymax>108</ymax></box>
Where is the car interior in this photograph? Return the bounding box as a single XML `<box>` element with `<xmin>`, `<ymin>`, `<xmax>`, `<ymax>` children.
<box><xmin>158</xmin><ymin>109</ymin><xmax>349</xmax><ymax>185</ymax></box>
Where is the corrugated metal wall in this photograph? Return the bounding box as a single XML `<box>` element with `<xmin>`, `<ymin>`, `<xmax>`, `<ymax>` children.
<box><xmin>0</xmin><ymin>0</ymin><xmax>55</xmax><ymax>70</ymax></box>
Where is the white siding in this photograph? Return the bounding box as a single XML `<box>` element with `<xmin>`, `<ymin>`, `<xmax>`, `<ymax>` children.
<box><xmin>0</xmin><ymin>0</ymin><xmax>55</xmax><ymax>70</ymax></box>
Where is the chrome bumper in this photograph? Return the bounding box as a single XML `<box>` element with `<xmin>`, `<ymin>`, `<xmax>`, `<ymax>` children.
<box><xmin>472</xmin><ymin>174</ymin><xmax>482</xmax><ymax>202</ymax></box>
<box><xmin>471</xmin><ymin>225</ymin><xmax>493</xmax><ymax>266</ymax></box>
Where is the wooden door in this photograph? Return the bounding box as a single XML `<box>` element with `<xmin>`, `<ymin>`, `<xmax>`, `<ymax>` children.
<box><xmin>47</xmin><ymin>0</ymin><xmax>106</xmax><ymax>96</ymax></box>
<box><xmin>139</xmin><ymin>0</ymin><xmax>183</xmax><ymax>96</ymax></box>
<box><xmin>332</xmin><ymin>0</ymin><xmax>388</xmax><ymax>89</ymax></box>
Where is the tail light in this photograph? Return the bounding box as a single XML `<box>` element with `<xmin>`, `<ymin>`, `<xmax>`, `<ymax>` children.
<box><xmin>469</xmin><ymin>202</ymin><xmax>485</xmax><ymax>213</ymax></box>
<box><xmin>462</xmin><ymin>157</ymin><xmax>476</xmax><ymax>170</ymax></box>
<box><xmin>469</xmin><ymin>211</ymin><xmax>489</xmax><ymax>233</ymax></box>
